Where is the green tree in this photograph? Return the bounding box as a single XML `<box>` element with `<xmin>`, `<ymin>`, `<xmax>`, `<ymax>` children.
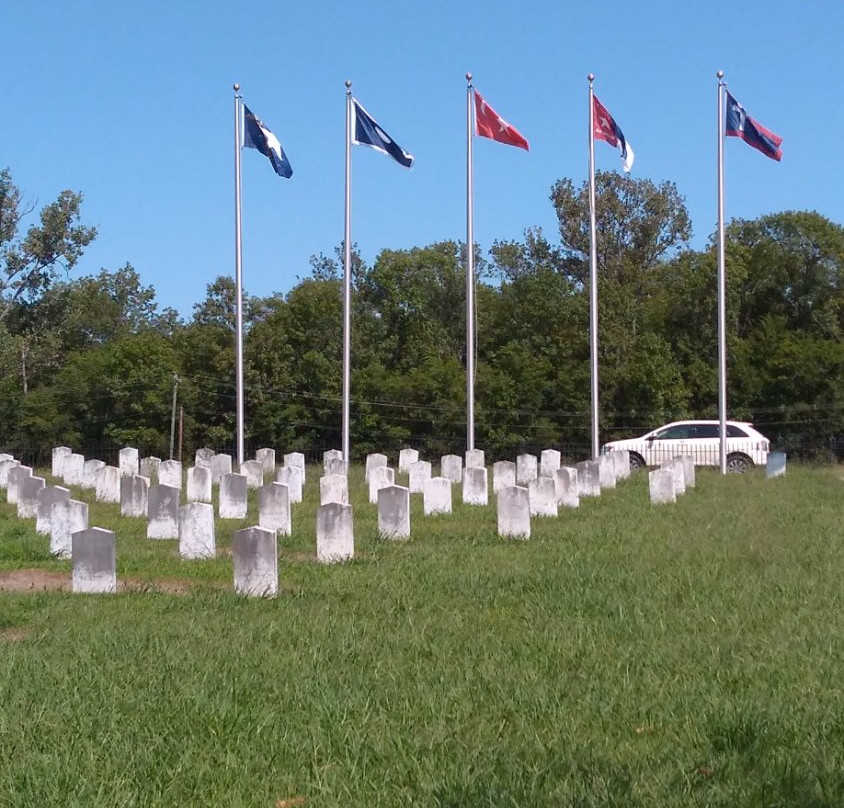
<box><xmin>0</xmin><ymin>168</ymin><xmax>96</xmax><ymax>320</ymax></box>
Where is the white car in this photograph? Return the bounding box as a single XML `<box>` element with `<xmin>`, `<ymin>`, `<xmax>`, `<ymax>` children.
<box><xmin>601</xmin><ymin>420</ymin><xmax>770</xmax><ymax>473</ymax></box>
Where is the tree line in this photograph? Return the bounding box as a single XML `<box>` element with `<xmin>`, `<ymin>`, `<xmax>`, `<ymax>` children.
<box><xmin>1</xmin><ymin>167</ymin><xmax>842</xmax><ymax>463</ymax></box>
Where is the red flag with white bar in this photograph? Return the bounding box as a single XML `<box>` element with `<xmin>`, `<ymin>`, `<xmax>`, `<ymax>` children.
<box><xmin>474</xmin><ymin>89</ymin><xmax>529</xmax><ymax>151</ymax></box>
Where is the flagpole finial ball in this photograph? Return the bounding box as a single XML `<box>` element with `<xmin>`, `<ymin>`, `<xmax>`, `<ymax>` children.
<box><xmin>588</xmin><ymin>73</ymin><xmax>595</xmax><ymax>82</ymax></box>
<box><xmin>233</xmin><ymin>83</ymin><xmax>240</xmax><ymax>92</ymax></box>
<box><xmin>345</xmin><ymin>80</ymin><xmax>352</xmax><ymax>89</ymax></box>
<box><xmin>466</xmin><ymin>72</ymin><xmax>472</xmax><ymax>82</ymax></box>
<box><xmin>716</xmin><ymin>70</ymin><xmax>724</xmax><ymax>79</ymax></box>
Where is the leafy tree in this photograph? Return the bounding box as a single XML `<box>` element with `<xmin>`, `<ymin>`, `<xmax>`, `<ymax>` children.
<box><xmin>0</xmin><ymin>168</ymin><xmax>96</xmax><ymax>319</ymax></box>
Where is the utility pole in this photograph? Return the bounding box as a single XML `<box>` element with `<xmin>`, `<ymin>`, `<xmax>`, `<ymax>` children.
<box><xmin>178</xmin><ymin>405</ymin><xmax>184</xmax><ymax>464</ymax></box>
<box><xmin>169</xmin><ymin>373</ymin><xmax>180</xmax><ymax>460</ymax></box>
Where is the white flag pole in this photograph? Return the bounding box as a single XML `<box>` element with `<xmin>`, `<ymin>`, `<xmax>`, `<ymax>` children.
<box><xmin>587</xmin><ymin>74</ymin><xmax>599</xmax><ymax>460</ymax></box>
<box><xmin>465</xmin><ymin>73</ymin><xmax>475</xmax><ymax>453</ymax></box>
<box><xmin>233</xmin><ymin>83</ymin><xmax>246</xmax><ymax>468</ymax></box>
<box><xmin>716</xmin><ymin>70</ymin><xmax>727</xmax><ymax>474</ymax></box>
<box><xmin>342</xmin><ymin>80</ymin><xmax>353</xmax><ymax>463</ymax></box>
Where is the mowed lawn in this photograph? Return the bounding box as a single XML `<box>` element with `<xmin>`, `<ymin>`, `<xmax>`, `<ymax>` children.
<box><xmin>0</xmin><ymin>465</ymin><xmax>842</xmax><ymax>807</ymax></box>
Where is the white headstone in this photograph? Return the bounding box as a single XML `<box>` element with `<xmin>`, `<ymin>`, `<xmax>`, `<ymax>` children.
<box><xmin>555</xmin><ymin>467</ymin><xmax>580</xmax><ymax>508</ymax></box>
<box><xmin>528</xmin><ymin>477</ymin><xmax>557</xmax><ymax>517</ymax></box>
<box><xmin>0</xmin><ymin>458</ymin><xmax>20</xmax><ymax>488</ymax></box>
<box><xmin>17</xmin><ymin>476</ymin><xmax>45</xmax><ymax>519</ymax></box>
<box><xmin>63</xmin><ymin>454</ymin><xmax>85</xmax><ymax>486</ymax></box>
<box><xmin>663</xmin><ymin>459</ymin><xmax>686</xmax><ymax>496</ymax></box>
<box><xmin>283</xmin><ymin>452</ymin><xmax>306</xmax><ymax>484</ymax></box>
<box><xmin>497</xmin><ymin>486</ymin><xmax>530</xmax><ymax>540</ymax></box>
<box><xmin>276</xmin><ymin>465</ymin><xmax>303</xmax><ymax>504</ymax></box>
<box><xmin>398</xmin><ymin>448</ymin><xmax>419</xmax><ymax>473</ymax></box>
<box><xmin>465</xmin><ymin>448</ymin><xmax>485</xmax><ymax>469</ymax></box>
<box><xmin>255</xmin><ymin>447</ymin><xmax>276</xmax><ymax>476</ymax></box>
<box><xmin>179</xmin><ymin>502</ymin><xmax>216</xmax><ymax>559</ymax></box>
<box><xmin>194</xmin><ymin>447</ymin><xmax>215</xmax><ymax>468</ymax></box>
<box><xmin>119</xmin><ymin>447</ymin><xmax>139</xmax><ymax>477</ymax></box>
<box><xmin>72</xmin><ymin>527</ymin><xmax>117</xmax><ymax>594</ymax></box>
<box><xmin>378</xmin><ymin>485</ymin><xmax>410</xmax><ymax>539</ymax></box>
<box><xmin>598</xmin><ymin>455</ymin><xmax>617</xmax><ymax>490</ymax></box>
<box><xmin>51</xmin><ymin>446</ymin><xmax>72</xmax><ymax>478</ymax></box>
<box><xmin>440</xmin><ymin>454</ymin><xmax>463</xmax><ymax>484</ymax></box>
<box><xmin>493</xmin><ymin>460</ymin><xmax>516</xmax><ymax>493</ymax></box>
<box><xmin>95</xmin><ymin>465</ymin><xmax>121</xmax><ymax>504</ymax></box>
<box><xmin>120</xmin><ymin>474</ymin><xmax>149</xmax><ymax>518</ymax></box>
<box><xmin>7</xmin><ymin>465</ymin><xmax>32</xmax><ymax>504</ymax></box>
<box><xmin>649</xmin><ymin>468</ymin><xmax>676</xmax><ymax>505</ymax></box>
<box><xmin>540</xmin><ymin>449</ymin><xmax>561</xmax><ymax>478</ymax></box>
<box><xmin>325</xmin><ymin>457</ymin><xmax>348</xmax><ymax>478</ymax></box>
<box><xmin>320</xmin><ymin>473</ymin><xmax>348</xmax><ymax>505</ymax></box>
<box><xmin>612</xmin><ymin>450</ymin><xmax>631</xmax><ymax>481</ymax></box>
<box><xmin>147</xmin><ymin>484</ymin><xmax>180</xmax><ymax>539</ymax></box>
<box><xmin>462</xmin><ymin>466</ymin><xmax>488</xmax><ymax>506</ymax></box>
<box><xmin>239</xmin><ymin>459</ymin><xmax>264</xmax><ymax>489</ymax></box>
<box><xmin>139</xmin><ymin>456</ymin><xmax>161</xmax><ymax>483</ymax></box>
<box><xmin>677</xmin><ymin>455</ymin><xmax>695</xmax><ymax>488</ymax></box>
<box><xmin>766</xmin><ymin>451</ymin><xmax>787</xmax><ymax>478</ymax></box>
<box><xmin>408</xmin><ymin>460</ymin><xmax>432</xmax><ymax>494</ymax></box>
<box><xmin>423</xmin><ymin>477</ymin><xmax>452</xmax><ymax>516</ymax></box>
<box><xmin>186</xmin><ymin>466</ymin><xmax>212</xmax><ymax>503</ymax></box>
<box><xmin>316</xmin><ymin>502</ymin><xmax>354</xmax><ymax>563</ymax></box>
<box><xmin>365</xmin><ymin>453</ymin><xmax>388</xmax><ymax>483</ymax></box>
<box><xmin>575</xmin><ymin>460</ymin><xmax>601</xmax><ymax>497</ymax></box>
<box><xmin>50</xmin><ymin>499</ymin><xmax>88</xmax><ymax>558</ymax></box>
<box><xmin>516</xmin><ymin>454</ymin><xmax>538</xmax><ymax>485</ymax></box>
<box><xmin>323</xmin><ymin>449</ymin><xmax>344</xmax><ymax>471</ymax></box>
<box><xmin>258</xmin><ymin>482</ymin><xmax>291</xmax><ymax>536</ymax></box>
<box><xmin>37</xmin><ymin>485</ymin><xmax>70</xmax><ymax>535</ymax></box>
<box><xmin>158</xmin><ymin>459</ymin><xmax>183</xmax><ymax>490</ymax></box>
<box><xmin>219</xmin><ymin>473</ymin><xmax>248</xmax><ymax>519</ymax></box>
<box><xmin>210</xmin><ymin>453</ymin><xmax>233</xmax><ymax>484</ymax></box>
<box><xmin>368</xmin><ymin>465</ymin><xmax>395</xmax><ymax>504</ymax></box>
<box><xmin>81</xmin><ymin>459</ymin><xmax>106</xmax><ymax>490</ymax></box>
<box><xmin>232</xmin><ymin>526</ymin><xmax>278</xmax><ymax>597</ymax></box>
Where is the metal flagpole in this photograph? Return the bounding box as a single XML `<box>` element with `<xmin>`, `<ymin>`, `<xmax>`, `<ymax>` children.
<box><xmin>587</xmin><ymin>74</ymin><xmax>599</xmax><ymax>460</ymax></box>
<box><xmin>233</xmin><ymin>83</ymin><xmax>245</xmax><ymax>468</ymax></box>
<box><xmin>342</xmin><ymin>80</ymin><xmax>352</xmax><ymax>463</ymax></box>
<box><xmin>465</xmin><ymin>73</ymin><xmax>475</xmax><ymax>453</ymax></box>
<box><xmin>716</xmin><ymin>70</ymin><xmax>727</xmax><ymax>474</ymax></box>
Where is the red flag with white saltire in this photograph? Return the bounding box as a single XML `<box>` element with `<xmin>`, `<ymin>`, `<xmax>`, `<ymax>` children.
<box><xmin>473</xmin><ymin>89</ymin><xmax>529</xmax><ymax>151</ymax></box>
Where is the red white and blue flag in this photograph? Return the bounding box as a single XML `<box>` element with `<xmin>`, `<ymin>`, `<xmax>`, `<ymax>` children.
<box><xmin>593</xmin><ymin>95</ymin><xmax>634</xmax><ymax>172</ymax></box>
<box><xmin>725</xmin><ymin>91</ymin><xmax>782</xmax><ymax>161</ymax></box>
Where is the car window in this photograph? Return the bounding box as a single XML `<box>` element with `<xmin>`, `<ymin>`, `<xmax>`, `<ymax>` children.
<box><xmin>653</xmin><ymin>425</ymin><xmax>694</xmax><ymax>440</ymax></box>
<box><xmin>726</xmin><ymin>425</ymin><xmax>749</xmax><ymax>438</ymax></box>
<box><xmin>692</xmin><ymin>424</ymin><xmax>720</xmax><ymax>438</ymax></box>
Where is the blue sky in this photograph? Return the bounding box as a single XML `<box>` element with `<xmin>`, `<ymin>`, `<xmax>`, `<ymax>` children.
<box><xmin>4</xmin><ymin>0</ymin><xmax>842</xmax><ymax>316</ymax></box>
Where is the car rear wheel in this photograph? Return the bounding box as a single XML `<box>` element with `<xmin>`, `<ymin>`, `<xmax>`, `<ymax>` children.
<box><xmin>726</xmin><ymin>453</ymin><xmax>754</xmax><ymax>474</ymax></box>
<box><xmin>629</xmin><ymin>452</ymin><xmax>645</xmax><ymax>471</ymax></box>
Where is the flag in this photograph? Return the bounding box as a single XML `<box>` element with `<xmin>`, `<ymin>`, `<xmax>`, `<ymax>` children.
<box><xmin>474</xmin><ymin>89</ymin><xmax>529</xmax><ymax>150</ymax></box>
<box><xmin>351</xmin><ymin>99</ymin><xmax>414</xmax><ymax>168</ymax></box>
<box><xmin>725</xmin><ymin>91</ymin><xmax>782</xmax><ymax>161</ymax></box>
<box><xmin>243</xmin><ymin>105</ymin><xmax>293</xmax><ymax>178</ymax></box>
<box><xmin>592</xmin><ymin>95</ymin><xmax>634</xmax><ymax>172</ymax></box>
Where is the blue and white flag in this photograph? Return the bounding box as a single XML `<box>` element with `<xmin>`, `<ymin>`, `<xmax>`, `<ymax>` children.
<box><xmin>351</xmin><ymin>99</ymin><xmax>414</xmax><ymax>168</ymax></box>
<box><xmin>243</xmin><ymin>105</ymin><xmax>293</xmax><ymax>178</ymax></box>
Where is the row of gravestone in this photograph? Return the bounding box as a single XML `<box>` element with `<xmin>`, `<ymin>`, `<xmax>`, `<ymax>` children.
<box><xmin>369</xmin><ymin>452</ymin><xmax>634</xmax><ymax>540</ymax></box>
<box><xmin>0</xmin><ymin>451</ymin><xmax>354</xmax><ymax>597</ymax></box>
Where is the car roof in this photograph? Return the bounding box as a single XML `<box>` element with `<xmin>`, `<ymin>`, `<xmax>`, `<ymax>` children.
<box><xmin>660</xmin><ymin>420</ymin><xmax>754</xmax><ymax>427</ymax></box>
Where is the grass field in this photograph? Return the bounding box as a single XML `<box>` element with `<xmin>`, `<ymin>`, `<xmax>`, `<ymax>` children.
<box><xmin>0</xmin><ymin>464</ymin><xmax>842</xmax><ymax>807</ymax></box>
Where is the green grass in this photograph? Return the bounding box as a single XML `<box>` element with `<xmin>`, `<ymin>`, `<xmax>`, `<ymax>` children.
<box><xmin>0</xmin><ymin>465</ymin><xmax>842</xmax><ymax>807</ymax></box>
